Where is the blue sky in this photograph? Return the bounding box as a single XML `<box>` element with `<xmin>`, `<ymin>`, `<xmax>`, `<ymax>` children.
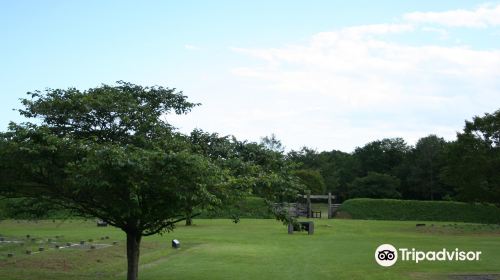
<box><xmin>1</xmin><ymin>1</ymin><xmax>499</xmax><ymax>152</ymax></box>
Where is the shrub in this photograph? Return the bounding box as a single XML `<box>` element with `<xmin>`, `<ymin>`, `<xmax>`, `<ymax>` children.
<box><xmin>338</xmin><ymin>198</ymin><xmax>500</xmax><ymax>224</ymax></box>
<box><xmin>200</xmin><ymin>196</ymin><xmax>273</xmax><ymax>219</ymax></box>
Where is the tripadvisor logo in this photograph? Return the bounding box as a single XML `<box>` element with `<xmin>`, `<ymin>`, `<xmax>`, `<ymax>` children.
<box><xmin>375</xmin><ymin>244</ymin><xmax>482</xmax><ymax>267</ymax></box>
<box><xmin>375</xmin><ymin>244</ymin><xmax>398</xmax><ymax>267</ymax></box>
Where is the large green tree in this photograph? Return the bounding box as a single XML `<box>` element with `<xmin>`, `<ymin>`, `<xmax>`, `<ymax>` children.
<box><xmin>288</xmin><ymin>147</ymin><xmax>356</xmax><ymax>201</ymax></box>
<box><xmin>353</xmin><ymin>138</ymin><xmax>410</xmax><ymax>176</ymax></box>
<box><xmin>348</xmin><ymin>172</ymin><xmax>401</xmax><ymax>199</ymax></box>
<box><xmin>405</xmin><ymin>135</ymin><xmax>450</xmax><ymax>200</ymax></box>
<box><xmin>442</xmin><ymin>109</ymin><xmax>500</xmax><ymax>204</ymax></box>
<box><xmin>183</xmin><ymin>129</ymin><xmax>256</xmax><ymax>225</ymax></box>
<box><xmin>233</xmin><ymin>138</ymin><xmax>304</xmax><ymax>203</ymax></box>
<box><xmin>0</xmin><ymin>82</ymin><xmax>239</xmax><ymax>280</ymax></box>
<box><xmin>292</xmin><ymin>169</ymin><xmax>326</xmax><ymax>194</ymax></box>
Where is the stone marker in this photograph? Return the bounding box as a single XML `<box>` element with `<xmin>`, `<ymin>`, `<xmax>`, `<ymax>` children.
<box><xmin>172</xmin><ymin>239</ymin><xmax>180</xmax><ymax>249</ymax></box>
<box><xmin>303</xmin><ymin>221</ymin><xmax>314</xmax><ymax>235</ymax></box>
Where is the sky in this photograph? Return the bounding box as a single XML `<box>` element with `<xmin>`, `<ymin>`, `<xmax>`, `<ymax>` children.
<box><xmin>1</xmin><ymin>0</ymin><xmax>499</xmax><ymax>152</ymax></box>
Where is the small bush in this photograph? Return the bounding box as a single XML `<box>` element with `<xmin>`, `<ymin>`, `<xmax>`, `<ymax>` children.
<box><xmin>199</xmin><ymin>196</ymin><xmax>273</xmax><ymax>219</ymax></box>
<box><xmin>338</xmin><ymin>198</ymin><xmax>500</xmax><ymax>224</ymax></box>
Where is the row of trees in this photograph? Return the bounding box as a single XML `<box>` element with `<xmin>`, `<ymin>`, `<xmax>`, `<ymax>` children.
<box><xmin>287</xmin><ymin>109</ymin><xmax>500</xmax><ymax>204</ymax></box>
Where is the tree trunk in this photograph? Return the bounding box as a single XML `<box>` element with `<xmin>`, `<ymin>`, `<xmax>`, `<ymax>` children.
<box><xmin>126</xmin><ymin>232</ymin><xmax>142</xmax><ymax>280</ymax></box>
<box><xmin>429</xmin><ymin>164</ymin><xmax>434</xmax><ymax>201</ymax></box>
<box><xmin>185</xmin><ymin>208</ymin><xmax>192</xmax><ymax>226</ymax></box>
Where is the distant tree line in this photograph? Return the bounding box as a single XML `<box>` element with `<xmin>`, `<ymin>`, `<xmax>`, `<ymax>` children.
<box><xmin>285</xmin><ymin>108</ymin><xmax>500</xmax><ymax>205</ymax></box>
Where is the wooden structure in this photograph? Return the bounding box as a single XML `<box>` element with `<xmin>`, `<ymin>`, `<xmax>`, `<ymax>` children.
<box><xmin>274</xmin><ymin>192</ymin><xmax>339</xmax><ymax>219</ymax></box>
<box><xmin>300</xmin><ymin>191</ymin><xmax>337</xmax><ymax>219</ymax></box>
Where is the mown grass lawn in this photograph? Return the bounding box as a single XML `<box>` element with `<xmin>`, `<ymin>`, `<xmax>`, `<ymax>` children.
<box><xmin>0</xmin><ymin>219</ymin><xmax>499</xmax><ymax>280</ymax></box>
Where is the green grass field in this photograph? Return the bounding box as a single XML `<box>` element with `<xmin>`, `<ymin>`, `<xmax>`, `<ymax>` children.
<box><xmin>0</xmin><ymin>219</ymin><xmax>499</xmax><ymax>280</ymax></box>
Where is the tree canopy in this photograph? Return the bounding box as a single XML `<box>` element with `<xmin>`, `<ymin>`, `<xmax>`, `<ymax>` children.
<box><xmin>0</xmin><ymin>82</ymin><xmax>243</xmax><ymax>280</ymax></box>
<box><xmin>442</xmin><ymin>109</ymin><xmax>500</xmax><ymax>203</ymax></box>
<box><xmin>348</xmin><ymin>172</ymin><xmax>401</xmax><ymax>199</ymax></box>
<box><xmin>405</xmin><ymin>135</ymin><xmax>450</xmax><ymax>200</ymax></box>
<box><xmin>292</xmin><ymin>169</ymin><xmax>326</xmax><ymax>194</ymax></box>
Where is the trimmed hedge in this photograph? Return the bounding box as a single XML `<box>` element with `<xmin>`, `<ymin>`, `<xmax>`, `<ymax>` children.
<box><xmin>0</xmin><ymin>198</ymin><xmax>73</xmax><ymax>220</ymax></box>
<box><xmin>338</xmin><ymin>198</ymin><xmax>500</xmax><ymax>224</ymax></box>
<box><xmin>0</xmin><ymin>196</ymin><xmax>273</xmax><ymax>220</ymax></box>
<box><xmin>199</xmin><ymin>196</ymin><xmax>273</xmax><ymax>219</ymax></box>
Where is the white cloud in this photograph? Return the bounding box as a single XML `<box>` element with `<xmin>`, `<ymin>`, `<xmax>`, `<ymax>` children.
<box><xmin>229</xmin><ymin>22</ymin><xmax>500</xmax><ymax>151</ymax></box>
<box><xmin>421</xmin><ymin>27</ymin><xmax>449</xmax><ymax>39</ymax></box>
<box><xmin>403</xmin><ymin>4</ymin><xmax>500</xmax><ymax>28</ymax></box>
<box><xmin>184</xmin><ymin>44</ymin><xmax>202</xmax><ymax>51</ymax></box>
<box><xmin>339</xmin><ymin>23</ymin><xmax>415</xmax><ymax>36</ymax></box>
<box><xmin>171</xmin><ymin>5</ymin><xmax>500</xmax><ymax>152</ymax></box>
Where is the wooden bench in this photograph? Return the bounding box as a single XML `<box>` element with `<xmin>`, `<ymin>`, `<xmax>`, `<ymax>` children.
<box><xmin>312</xmin><ymin>211</ymin><xmax>321</xmax><ymax>218</ymax></box>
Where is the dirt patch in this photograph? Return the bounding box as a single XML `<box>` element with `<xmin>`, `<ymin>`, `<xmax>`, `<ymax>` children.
<box><xmin>449</xmin><ymin>274</ymin><xmax>500</xmax><ymax>280</ymax></box>
<box><xmin>333</xmin><ymin>211</ymin><xmax>352</xmax><ymax>219</ymax></box>
<box><xmin>415</xmin><ymin>224</ymin><xmax>500</xmax><ymax>236</ymax></box>
<box><xmin>0</xmin><ymin>257</ymin><xmax>74</xmax><ymax>271</ymax></box>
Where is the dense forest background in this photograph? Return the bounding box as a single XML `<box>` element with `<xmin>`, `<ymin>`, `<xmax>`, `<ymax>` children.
<box><xmin>284</xmin><ymin>108</ymin><xmax>500</xmax><ymax>204</ymax></box>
